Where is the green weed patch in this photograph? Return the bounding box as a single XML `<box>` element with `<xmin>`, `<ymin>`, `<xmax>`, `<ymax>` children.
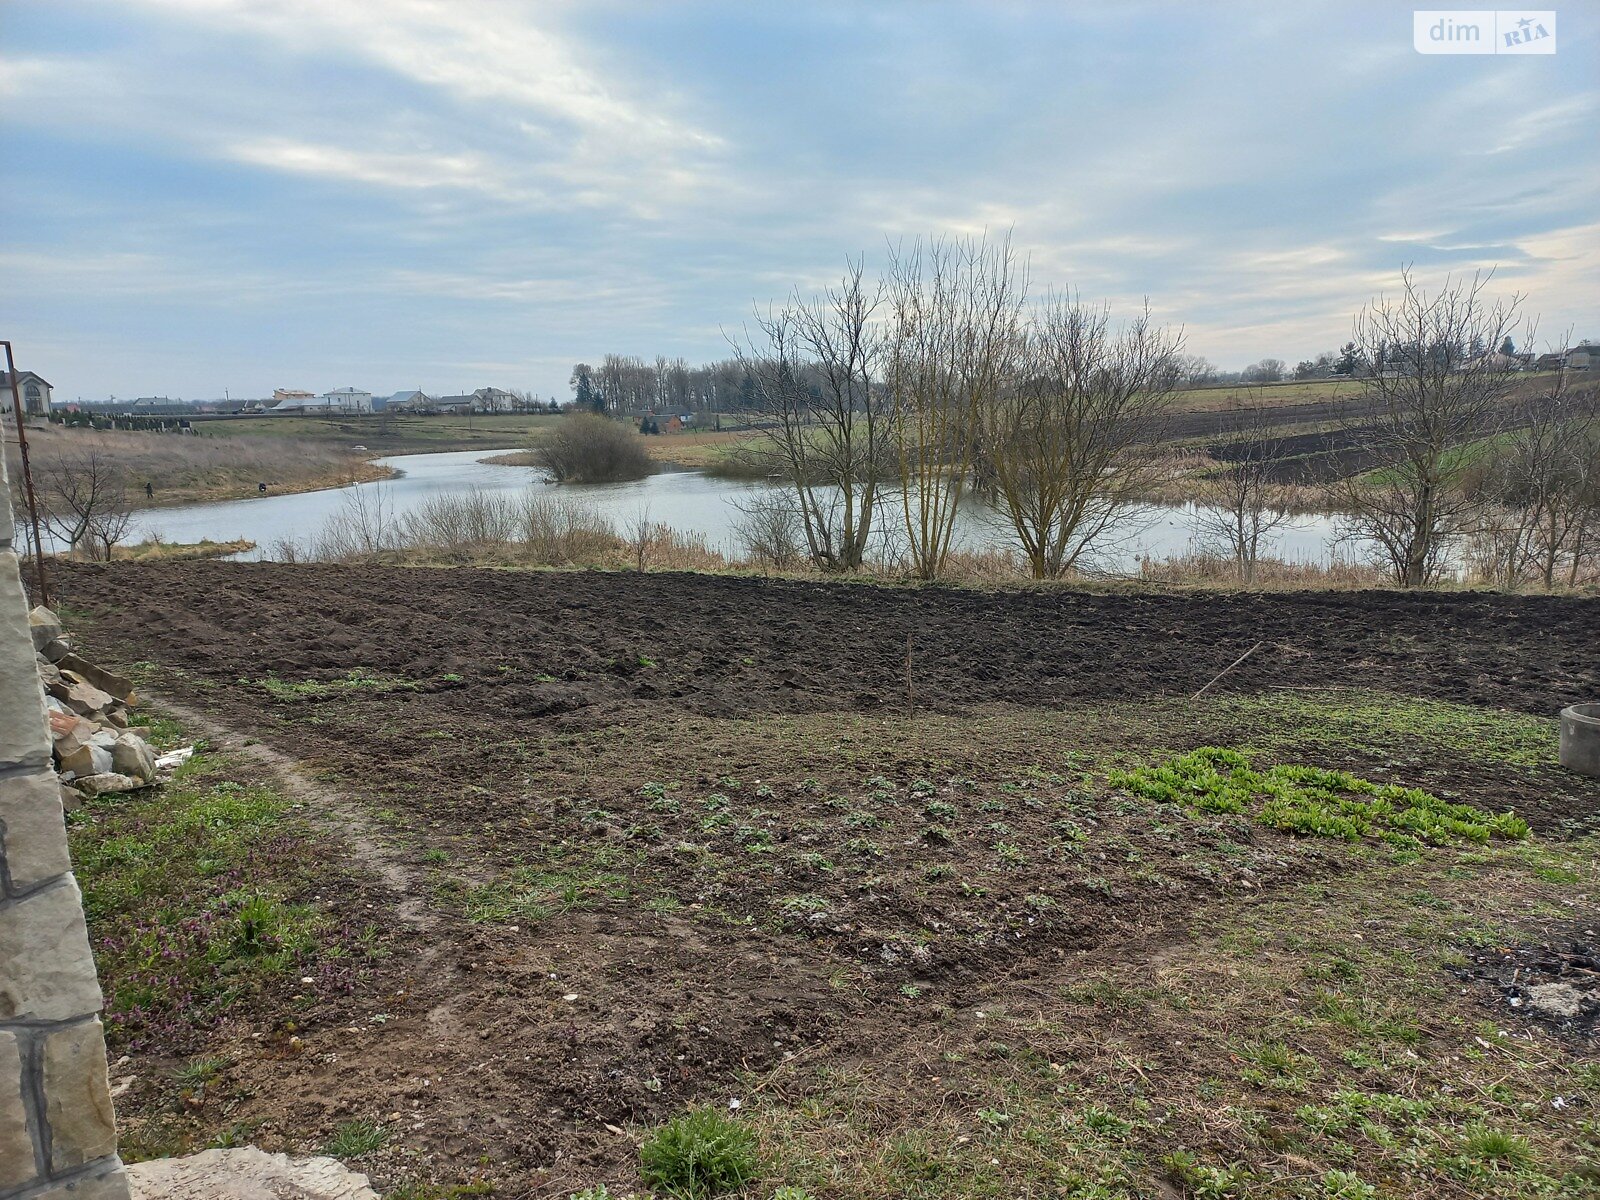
<box><xmin>246</xmin><ymin>668</ymin><xmax>418</xmax><ymax>702</ymax></box>
<box><xmin>1108</xmin><ymin>748</ymin><xmax>1528</xmax><ymax>846</ymax></box>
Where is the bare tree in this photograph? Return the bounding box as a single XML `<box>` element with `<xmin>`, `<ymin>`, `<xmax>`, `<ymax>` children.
<box><xmin>988</xmin><ymin>294</ymin><xmax>1183</xmax><ymax>578</ymax></box>
<box><xmin>1191</xmin><ymin>397</ymin><xmax>1293</xmax><ymax>582</ymax></box>
<box><xmin>1336</xmin><ymin>270</ymin><xmax>1522</xmax><ymax>586</ymax></box>
<box><xmin>41</xmin><ymin>447</ymin><xmax>133</xmax><ymax>561</ymax></box>
<box><xmin>886</xmin><ymin>233</ymin><xmax>1026</xmax><ymax>579</ymax></box>
<box><xmin>736</xmin><ymin>261</ymin><xmax>891</xmax><ymax>572</ymax></box>
<box><xmin>1483</xmin><ymin>362</ymin><xmax>1600</xmax><ymax>588</ymax></box>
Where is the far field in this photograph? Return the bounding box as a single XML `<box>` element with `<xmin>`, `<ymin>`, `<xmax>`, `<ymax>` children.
<box><xmin>14</xmin><ymin>373</ymin><xmax>1573</xmax><ymax>516</ymax></box>
<box><xmin>50</xmin><ymin>561</ymin><xmax>1600</xmax><ymax>1199</ymax></box>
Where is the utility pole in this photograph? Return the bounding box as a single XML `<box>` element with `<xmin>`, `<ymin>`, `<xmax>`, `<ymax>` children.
<box><xmin>2</xmin><ymin>341</ymin><xmax>50</xmax><ymax>607</ymax></box>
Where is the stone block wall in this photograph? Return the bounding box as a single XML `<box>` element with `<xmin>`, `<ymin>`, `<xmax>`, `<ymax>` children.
<box><xmin>0</xmin><ymin>449</ymin><xmax>129</xmax><ymax>1198</ymax></box>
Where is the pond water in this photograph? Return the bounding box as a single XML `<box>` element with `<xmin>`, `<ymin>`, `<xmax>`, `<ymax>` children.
<box><xmin>124</xmin><ymin>448</ymin><xmax>1353</xmax><ymax>571</ymax></box>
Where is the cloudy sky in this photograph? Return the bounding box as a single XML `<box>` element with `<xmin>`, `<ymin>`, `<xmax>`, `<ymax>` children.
<box><xmin>2</xmin><ymin>1</ymin><xmax>1596</xmax><ymax>401</ymax></box>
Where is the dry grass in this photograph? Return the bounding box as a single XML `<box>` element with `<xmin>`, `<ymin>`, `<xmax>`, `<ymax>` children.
<box><xmin>485</xmin><ymin>428</ymin><xmax>761</xmax><ymax>474</ymax></box>
<box><xmin>270</xmin><ymin>489</ymin><xmax>725</xmax><ymax>573</ymax></box>
<box><xmin>1133</xmin><ymin>550</ymin><xmax>1390</xmax><ymax>589</ymax></box>
<box><xmin>6</xmin><ymin>423</ymin><xmax>388</xmax><ymax>507</ymax></box>
<box><xmin>109</xmin><ymin>538</ymin><xmax>255</xmax><ymax>563</ymax></box>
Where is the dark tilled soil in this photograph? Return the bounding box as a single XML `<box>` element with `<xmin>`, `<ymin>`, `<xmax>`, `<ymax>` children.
<box><xmin>51</xmin><ymin>561</ymin><xmax>1599</xmax><ymax>723</ymax></box>
<box><xmin>47</xmin><ymin>563</ymin><xmax>1600</xmax><ymax>1195</ymax></box>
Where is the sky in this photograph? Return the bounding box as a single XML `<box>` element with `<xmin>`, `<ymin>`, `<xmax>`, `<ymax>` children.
<box><xmin>1</xmin><ymin>0</ymin><xmax>1596</xmax><ymax>402</ymax></box>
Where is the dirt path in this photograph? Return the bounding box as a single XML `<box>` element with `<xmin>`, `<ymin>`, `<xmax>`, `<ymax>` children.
<box><xmin>146</xmin><ymin>690</ymin><xmax>439</xmax><ymax>938</ymax></box>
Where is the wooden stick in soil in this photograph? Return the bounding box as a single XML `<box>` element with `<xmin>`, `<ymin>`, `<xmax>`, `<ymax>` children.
<box><xmin>906</xmin><ymin>632</ymin><xmax>915</xmax><ymax>719</ymax></box>
<box><xmin>1189</xmin><ymin>640</ymin><xmax>1265</xmax><ymax>702</ymax></box>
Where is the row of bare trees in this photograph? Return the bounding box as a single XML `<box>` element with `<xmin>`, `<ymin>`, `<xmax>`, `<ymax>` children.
<box><xmin>729</xmin><ymin>252</ymin><xmax>1598</xmax><ymax>588</ymax></box>
<box><xmin>1180</xmin><ymin>273</ymin><xmax>1598</xmax><ymax>588</ymax></box>
<box><xmin>733</xmin><ymin>235</ymin><xmax>1187</xmax><ymax>580</ymax></box>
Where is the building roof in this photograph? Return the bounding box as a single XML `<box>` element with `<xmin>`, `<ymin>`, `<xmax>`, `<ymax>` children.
<box><xmin>0</xmin><ymin>371</ymin><xmax>52</xmax><ymax>388</ymax></box>
<box><xmin>387</xmin><ymin>390</ymin><xmax>429</xmax><ymax>403</ymax></box>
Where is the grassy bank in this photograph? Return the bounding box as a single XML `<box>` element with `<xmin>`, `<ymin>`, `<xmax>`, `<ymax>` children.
<box><xmin>7</xmin><ymin>421</ymin><xmax>390</xmax><ymax>508</ymax></box>
<box><xmin>195</xmin><ymin>411</ymin><xmax>562</xmax><ymax>454</ymax></box>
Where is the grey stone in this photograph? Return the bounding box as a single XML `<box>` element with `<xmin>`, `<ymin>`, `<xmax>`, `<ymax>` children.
<box><xmin>127</xmin><ymin>1148</ymin><xmax>378</xmax><ymax>1199</ymax></box>
<box><xmin>0</xmin><ymin>552</ymin><xmax>51</xmax><ymax>768</ymax></box>
<box><xmin>55</xmin><ymin>656</ymin><xmax>134</xmax><ymax>705</ymax></box>
<box><xmin>0</xmin><ymin>1029</ymin><xmax>38</xmax><ymax>1192</ymax></box>
<box><xmin>0</xmin><ymin>877</ymin><xmax>104</xmax><ymax>1020</ymax></box>
<box><xmin>30</xmin><ymin>1165</ymin><xmax>131</xmax><ymax>1199</ymax></box>
<box><xmin>41</xmin><ymin>638</ymin><xmax>74</xmax><ymax>664</ymax></box>
<box><xmin>52</xmin><ymin>676</ymin><xmax>117</xmax><ymax>720</ymax></box>
<box><xmin>58</xmin><ymin>743</ymin><xmax>114</xmax><ymax>782</ymax></box>
<box><xmin>44</xmin><ymin>1019</ymin><xmax>119</xmax><ymax>1172</ymax></box>
<box><xmin>28</xmin><ymin>606</ymin><xmax>62</xmax><ymax>651</ymax></box>
<box><xmin>0</xmin><ymin>769</ymin><xmax>72</xmax><ymax>890</ymax></box>
<box><xmin>109</xmin><ymin>736</ymin><xmax>156</xmax><ymax>785</ymax></box>
<box><xmin>71</xmin><ymin>774</ymin><xmax>146</xmax><ymax>800</ymax></box>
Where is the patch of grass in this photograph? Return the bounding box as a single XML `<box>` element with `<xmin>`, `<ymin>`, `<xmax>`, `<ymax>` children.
<box><xmin>171</xmin><ymin>1055</ymin><xmax>229</xmax><ymax>1088</ymax></box>
<box><xmin>639</xmin><ymin>1107</ymin><xmax>760</xmax><ymax>1198</ymax></box>
<box><xmin>460</xmin><ymin>859</ymin><xmax>627</xmax><ymax>924</ymax></box>
<box><xmin>1109</xmin><ymin>748</ymin><xmax>1527</xmax><ymax>846</ymax></box>
<box><xmin>1214</xmin><ymin>691</ymin><xmax>1560</xmax><ymax>769</ymax></box>
<box><xmin>248</xmin><ymin>668</ymin><xmax>419</xmax><ymax>702</ymax></box>
<box><xmin>324</xmin><ymin>1117</ymin><xmax>390</xmax><ymax>1158</ymax></box>
<box><xmin>70</xmin><ymin>753</ymin><xmax>345</xmax><ymax>1053</ymax></box>
<box><xmin>1460</xmin><ymin>1124</ymin><xmax>1534</xmax><ymax>1167</ymax></box>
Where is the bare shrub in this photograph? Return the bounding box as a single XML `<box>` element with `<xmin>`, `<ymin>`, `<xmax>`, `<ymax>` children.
<box><xmin>737</xmin><ymin>260</ymin><xmax>893</xmax><ymax>572</ymax></box>
<box><xmin>1477</xmin><ymin>370</ymin><xmax>1599</xmax><ymax>589</ymax></box>
<box><xmin>401</xmin><ymin>492</ymin><xmax>520</xmax><ymax>559</ymax></box>
<box><xmin>732</xmin><ymin>492</ymin><xmax>805</xmax><ymax>571</ymax></box>
<box><xmin>516</xmin><ymin>494</ymin><xmax>620</xmax><ymax>564</ymax></box>
<box><xmin>1190</xmin><ymin>398</ymin><xmax>1294</xmax><ymax>583</ymax></box>
<box><xmin>305</xmin><ymin>487</ymin><xmax>402</xmax><ymax>562</ymax></box>
<box><xmin>39</xmin><ymin>446</ymin><xmax>133</xmax><ymax>560</ymax></box>
<box><xmin>886</xmin><ymin>233</ymin><xmax>1025</xmax><ymax>579</ymax></box>
<box><xmin>1134</xmin><ymin>551</ymin><xmax>1388</xmax><ymax>590</ymax></box>
<box><xmin>533</xmin><ymin>413</ymin><xmax>653</xmax><ymax>483</ymax></box>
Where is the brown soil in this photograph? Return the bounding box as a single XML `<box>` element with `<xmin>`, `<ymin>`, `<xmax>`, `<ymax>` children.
<box><xmin>50</xmin><ymin>561</ymin><xmax>1599</xmax><ymax>721</ymax></box>
<box><xmin>48</xmin><ymin>563</ymin><xmax>1600</xmax><ymax>1196</ymax></box>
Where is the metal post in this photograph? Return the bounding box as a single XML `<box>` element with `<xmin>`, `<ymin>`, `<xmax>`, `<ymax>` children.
<box><xmin>2</xmin><ymin>341</ymin><xmax>50</xmax><ymax>608</ymax></box>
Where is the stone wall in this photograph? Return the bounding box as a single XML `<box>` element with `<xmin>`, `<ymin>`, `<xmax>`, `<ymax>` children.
<box><xmin>0</xmin><ymin>451</ymin><xmax>129</xmax><ymax>1197</ymax></box>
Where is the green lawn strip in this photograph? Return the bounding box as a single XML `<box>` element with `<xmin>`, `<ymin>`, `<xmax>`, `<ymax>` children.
<box><xmin>68</xmin><ymin>748</ymin><xmax>369</xmax><ymax>1054</ymax></box>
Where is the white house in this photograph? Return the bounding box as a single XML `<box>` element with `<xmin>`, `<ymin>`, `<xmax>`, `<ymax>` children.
<box><xmin>383</xmin><ymin>390</ymin><xmax>430</xmax><ymax>412</ymax></box>
<box><xmin>0</xmin><ymin>370</ymin><xmax>52</xmax><ymax>416</ymax></box>
<box><xmin>318</xmin><ymin>387</ymin><xmax>373</xmax><ymax>413</ymax></box>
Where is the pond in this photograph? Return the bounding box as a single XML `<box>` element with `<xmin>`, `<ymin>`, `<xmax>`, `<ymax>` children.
<box><xmin>123</xmin><ymin>448</ymin><xmax>1353</xmax><ymax>571</ymax></box>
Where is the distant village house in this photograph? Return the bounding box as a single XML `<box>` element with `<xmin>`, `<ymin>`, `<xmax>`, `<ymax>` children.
<box><xmin>0</xmin><ymin>370</ymin><xmax>52</xmax><ymax>416</ymax></box>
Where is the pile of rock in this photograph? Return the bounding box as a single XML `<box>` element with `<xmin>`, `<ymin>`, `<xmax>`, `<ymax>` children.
<box><xmin>29</xmin><ymin>605</ymin><xmax>169</xmax><ymax>806</ymax></box>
